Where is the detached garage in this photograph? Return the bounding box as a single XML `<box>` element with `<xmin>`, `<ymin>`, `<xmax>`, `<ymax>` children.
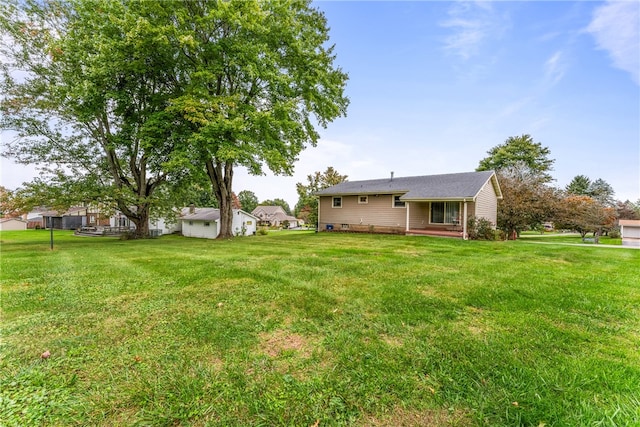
<box><xmin>0</xmin><ymin>218</ymin><xmax>28</xmax><ymax>231</ymax></box>
<box><xmin>619</xmin><ymin>219</ymin><xmax>640</xmax><ymax>248</ymax></box>
<box><xmin>181</xmin><ymin>208</ymin><xmax>257</xmax><ymax>239</ymax></box>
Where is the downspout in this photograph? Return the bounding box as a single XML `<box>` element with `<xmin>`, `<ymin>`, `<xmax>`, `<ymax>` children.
<box><xmin>316</xmin><ymin>196</ymin><xmax>320</xmax><ymax>232</ymax></box>
<box><xmin>462</xmin><ymin>200</ymin><xmax>468</xmax><ymax>240</ymax></box>
<box><xmin>406</xmin><ymin>201</ymin><xmax>410</xmax><ymax>233</ymax></box>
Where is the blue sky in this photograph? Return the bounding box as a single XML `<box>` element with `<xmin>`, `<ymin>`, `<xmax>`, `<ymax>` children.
<box><xmin>236</xmin><ymin>0</ymin><xmax>639</xmax><ymax>207</ymax></box>
<box><xmin>1</xmin><ymin>1</ymin><xmax>639</xmax><ymax>208</ymax></box>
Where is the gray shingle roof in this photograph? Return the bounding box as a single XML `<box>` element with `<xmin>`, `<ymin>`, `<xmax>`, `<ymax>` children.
<box><xmin>181</xmin><ymin>208</ymin><xmax>258</xmax><ymax>221</ymax></box>
<box><xmin>315</xmin><ymin>171</ymin><xmax>499</xmax><ymax>201</ymax></box>
<box><xmin>182</xmin><ymin>208</ymin><xmax>221</xmax><ymax>221</ymax></box>
<box><xmin>252</xmin><ymin>206</ymin><xmax>286</xmax><ymax>215</ymax></box>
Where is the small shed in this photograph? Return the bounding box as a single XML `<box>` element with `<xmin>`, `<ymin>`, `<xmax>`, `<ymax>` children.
<box><xmin>0</xmin><ymin>218</ymin><xmax>28</xmax><ymax>231</ymax></box>
<box><xmin>619</xmin><ymin>219</ymin><xmax>640</xmax><ymax>248</ymax></box>
<box><xmin>182</xmin><ymin>208</ymin><xmax>258</xmax><ymax>239</ymax></box>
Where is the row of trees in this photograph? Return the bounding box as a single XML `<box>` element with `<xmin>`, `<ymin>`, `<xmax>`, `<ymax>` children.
<box><xmin>477</xmin><ymin>135</ymin><xmax>639</xmax><ymax>239</ymax></box>
<box><xmin>1</xmin><ymin>0</ymin><xmax>348</xmax><ymax>238</ymax></box>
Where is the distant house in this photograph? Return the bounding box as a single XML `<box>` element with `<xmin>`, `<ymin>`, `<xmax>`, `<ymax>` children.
<box><xmin>182</xmin><ymin>208</ymin><xmax>258</xmax><ymax>239</ymax></box>
<box><xmin>26</xmin><ymin>208</ymin><xmax>48</xmax><ymax>229</ymax></box>
<box><xmin>315</xmin><ymin>170</ymin><xmax>502</xmax><ymax>239</ymax></box>
<box><xmin>251</xmin><ymin>206</ymin><xmax>299</xmax><ymax>228</ymax></box>
<box><xmin>619</xmin><ymin>219</ymin><xmax>640</xmax><ymax>248</ymax></box>
<box><xmin>40</xmin><ymin>206</ymin><xmax>108</xmax><ymax>230</ymax></box>
<box><xmin>0</xmin><ymin>217</ymin><xmax>28</xmax><ymax>231</ymax></box>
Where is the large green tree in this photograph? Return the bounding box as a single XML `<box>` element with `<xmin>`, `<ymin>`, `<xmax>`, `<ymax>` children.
<box><xmin>0</xmin><ymin>0</ymin><xmax>191</xmax><ymax>237</ymax></box>
<box><xmin>477</xmin><ymin>134</ymin><xmax>555</xmax><ymax>183</ymax></box>
<box><xmin>1</xmin><ymin>0</ymin><xmax>348</xmax><ymax>239</ymax></box>
<box><xmin>295</xmin><ymin>166</ymin><xmax>348</xmax><ymax>225</ymax></box>
<box><xmin>237</xmin><ymin>190</ymin><xmax>259</xmax><ymax>213</ymax></box>
<box><xmin>165</xmin><ymin>0</ymin><xmax>349</xmax><ymax>238</ymax></box>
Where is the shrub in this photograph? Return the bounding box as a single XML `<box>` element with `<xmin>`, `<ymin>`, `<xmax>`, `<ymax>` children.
<box><xmin>608</xmin><ymin>228</ymin><xmax>621</xmax><ymax>239</ymax></box>
<box><xmin>257</xmin><ymin>227</ymin><xmax>269</xmax><ymax>236</ymax></box>
<box><xmin>467</xmin><ymin>216</ymin><xmax>497</xmax><ymax>240</ymax></box>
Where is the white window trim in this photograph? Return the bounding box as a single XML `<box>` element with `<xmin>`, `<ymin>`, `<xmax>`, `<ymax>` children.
<box><xmin>332</xmin><ymin>196</ymin><xmax>342</xmax><ymax>208</ymax></box>
<box><xmin>429</xmin><ymin>201</ymin><xmax>460</xmax><ymax>224</ymax></box>
<box><xmin>358</xmin><ymin>195</ymin><xmax>368</xmax><ymax>204</ymax></box>
<box><xmin>392</xmin><ymin>195</ymin><xmax>406</xmax><ymax>208</ymax></box>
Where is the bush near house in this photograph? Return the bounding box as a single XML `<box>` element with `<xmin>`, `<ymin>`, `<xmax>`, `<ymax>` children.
<box><xmin>466</xmin><ymin>216</ymin><xmax>499</xmax><ymax>240</ymax></box>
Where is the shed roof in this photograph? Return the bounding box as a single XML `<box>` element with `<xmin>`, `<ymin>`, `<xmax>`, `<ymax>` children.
<box><xmin>315</xmin><ymin>171</ymin><xmax>501</xmax><ymax>201</ymax></box>
<box><xmin>0</xmin><ymin>217</ymin><xmax>27</xmax><ymax>224</ymax></box>
<box><xmin>182</xmin><ymin>208</ymin><xmax>221</xmax><ymax>221</ymax></box>
<box><xmin>182</xmin><ymin>208</ymin><xmax>258</xmax><ymax>222</ymax></box>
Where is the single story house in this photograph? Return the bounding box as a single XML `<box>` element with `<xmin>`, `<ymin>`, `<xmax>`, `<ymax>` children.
<box><xmin>619</xmin><ymin>219</ymin><xmax>640</xmax><ymax>248</ymax></box>
<box><xmin>251</xmin><ymin>206</ymin><xmax>299</xmax><ymax>228</ymax></box>
<box><xmin>0</xmin><ymin>217</ymin><xmax>28</xmax><ymax>231</ymax></box>
<box><xmin>315</xmin><ymin>170</ymin><xmax>502</xmax><ymax>239</ymax></box>
<box><xmin>182</xmin><ymin>208</ymin><xmax>258</xmax><ymax>239</ymax></box>
<box><xmin>40</xmin><ymin>206</ymin><xmax>108</xmax><ymax>230</ymax></box>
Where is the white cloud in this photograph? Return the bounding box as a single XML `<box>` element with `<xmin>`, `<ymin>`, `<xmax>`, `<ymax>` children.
<box><xmin>587</xmin><ymin>1</ymin><xmax>640</xmax><ymax>85</ymax></box>
<box><xmin>544</xmin><ymin>50</ymin><xmax>566</xmax><ymax>85</ymax></box>
<box><xmin>440</xmin><ymin>1</ymin><xmax>508</xmax><ymax>60</ymax></box>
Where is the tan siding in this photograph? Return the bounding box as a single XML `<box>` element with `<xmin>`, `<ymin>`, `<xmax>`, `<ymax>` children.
<box><xmin>408</xmin><ymin>202</ymin><xmax>430</xmax><ymax>229</ymax></box>
<box><xmin>319</xmin><ymin>195</ymin><xmax>407</xmax><ymax>230</ymax></box>
<box><xmin>0</xmin><ymin>219</ymin><xmax>28</xmax><ymax>231</ymax></box>
<box><xmin>473</xmin><ymin>181</ymin><xmax>498</xmax><ymax>225</ymax></box>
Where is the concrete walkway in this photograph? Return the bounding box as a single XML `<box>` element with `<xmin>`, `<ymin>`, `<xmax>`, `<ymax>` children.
<box><xmin>520</xmin><ymin>240</ymin><xmax>639</xmax><ymax>249</ymax></box>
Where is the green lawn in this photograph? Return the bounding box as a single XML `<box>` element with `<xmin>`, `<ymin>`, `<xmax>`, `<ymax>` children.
<box><xmin>519</xmin><ymin>231</ymin><xmax>623</xmax><ymax>246</ymax></box>
<box><xmin>1</xmin><ymin>230</ymin><xmax>639</xmax><ymax>426</ymax></box>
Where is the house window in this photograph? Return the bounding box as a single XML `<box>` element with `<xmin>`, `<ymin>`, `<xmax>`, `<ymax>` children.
<box><xmin>332</xmin><ymin>197</ymin><xmax>342</xmax><ymax>208</ymax></box>
<box><xmin>358</xmin><ymin>195</ymin><xmax>368</xmax><ymax>204</ymax></box>
<box><xmin>204</xmin><ymin>222</ymin><xmax>210</xmax><ymax>227</ymax></box>
<box><xmin>393</xmin><ymin>195</ymin><xmax>406</xmax><ymax>208</ymax></box>
<box><xmin>430</xmin><ymin>202</ymin><xmax>460</xmax><ymax>224</ymax></box>
<box><xmin>189</xmin><ymin>221</ymin><xmax>193</xmax><ymax>226</ymax></box>
<box><xmin>341</xmin><ymin>224</ymin><xmax>349</xmax><ymax>229</ymax></box>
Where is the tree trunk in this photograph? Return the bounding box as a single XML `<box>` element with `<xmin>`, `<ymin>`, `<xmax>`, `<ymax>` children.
<box><xmin>131</xmin><ymin>206</ymin><xmax>150</xmax><ymax>238</ymax></box>
<box><xmin>206</xmin><ymin>159</ymin><xmax>234</xmax><ymax>239</ymax></box>
<box><xmin>118</xmin><ymin>202</ymin><xmax>150</xmax><ymax>238</ymax></box>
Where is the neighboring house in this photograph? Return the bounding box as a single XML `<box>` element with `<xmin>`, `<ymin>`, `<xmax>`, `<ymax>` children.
<box><xmin>0</xmin><ymin>217</ymin><xmax>28</xmax><ymax>231</ymax></box>
<box><xmin>40</xmin><ymin>206</ymin><xmax>108</xmax><ymax>230</ymax></box>
<box><xmin>107</xmin><ymin>210</ymin><xmax>180</xmax><ymax>236</ymax></box>
<box><xmin>251</xmin><ymin>206</ymin><xmax>299</xmax><ymax>228</ymax></box>
<box><xmin>26</xmin><ymin>208</ymin><xmax>48</xmax><ymax>229</ymax></box>
<box><xmin>315</xmin><ymin>170</ymin><xmax>502</xmax><ymax>239</ymax></box>
<box><xmin>149</xmin><ymin>215</ymin><xmax>182</xmax><ymax>235</ymax></box>
<box><xmin>182</xmin><ymin>208</ymin><xmax>258</xmax><ymax>239</ymax></box>
<box><xmin>619</xmin><ymin>219</ymin><xmax>640</xmax><ymax>248</ymax></box>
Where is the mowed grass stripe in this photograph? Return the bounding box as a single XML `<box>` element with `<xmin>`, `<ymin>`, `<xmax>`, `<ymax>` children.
<box><xmin>1</xmin><ymin>230</ymin><xmax>638</xmax><ymax>426</ymax></box>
